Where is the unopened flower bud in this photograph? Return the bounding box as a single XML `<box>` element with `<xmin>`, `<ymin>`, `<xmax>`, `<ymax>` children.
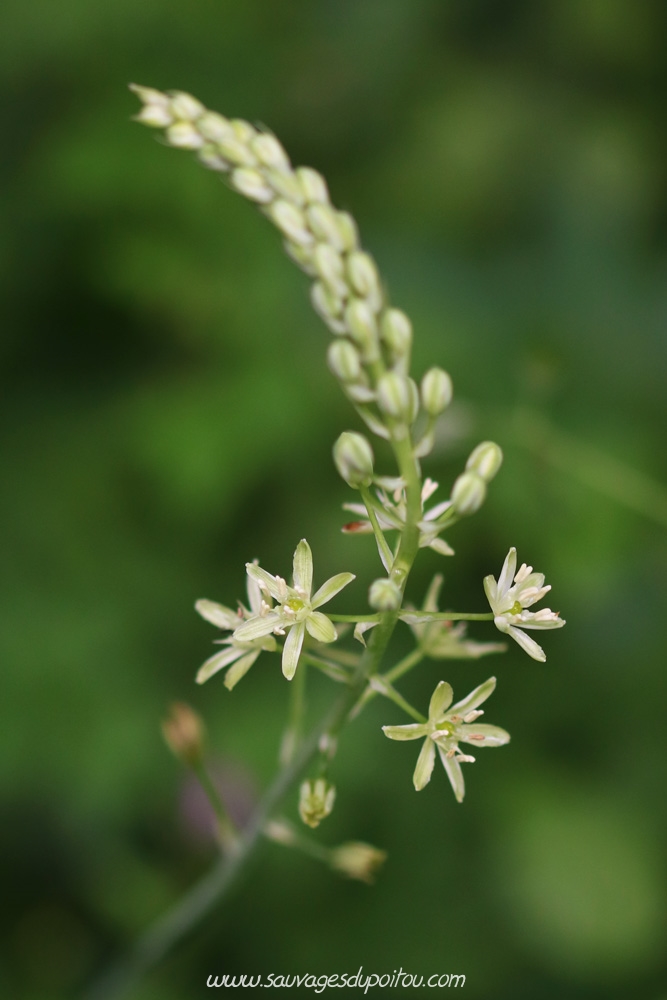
<box><xmin>465</xmin><ymin>441</ymin><xmax>503</xmax><ymax>482</ymax></box>
<box><xmin>329</xmin><ymin>842</ymin><xmax>387</xmax><ymax>884</ymax></box>
<box><xmin>311</xmin><ymin>282</ymin><xmax>346</xmax><ymax>332</ymax></box>
<box><xmin>250</xmin><ymin>133</ymin><xmax>291</xmax><ymax>171</ymax></box>
<box><xmin>421</xmin><ymin>367</ymin><xmax>453</xmax><ymax>416</ymax></box>
<box><xmin>344</xmin><ymin>299</ymin><xmax>379</xmax><ymax>359</ymax></box>
<box><xmin>169</xmin><ymin>91</ymin><xmax>205</xmax><ymax>121</ymax></box>
<box><xmin>268</xmin><ymin>200</ymin><xmax>313</xmax><ymax>246</ymax></box>
<box><xmin>198</xmin><ymin>111</ymin><xmax>232</xmax><ymax>142</ymax></box>
<box><xmin>368</xmin><ymin>578</ymin><xmax>402</xmax><ymax>611</ymax></box>
<box><xmin>264</xmin><ymin>168</ymin><xmax>305</xmax><ymax>205</ymax></box>
<box><xmin>230</xmin><ymin>168</ymin><xmax>274</xmax><ymax>203</ymax></box>
<box><xmin>327</xmin><ymin>340</ymin><xmax>363</xmax><ymax>383</ymax></box>
<box><xmin>450</xmin><ymin>470</ymin><xmax>487</xmax><ymax>515</ymax></box>
<box><xmin>299</xmin><ymin>778</ymin><xmax>336</xmax><ymax>828</ymax></box>
<box><xmin>306</xmin><ymin>203</ymin><xmax>346</xmax><ymax>251</ymax></box>
<box><xmin>347</xmin><ymin>252</ymin><xmax>380</xmax><ymax>300</ymax></box>
<box><xmin>314</xmin><ymin>244</ymin><xmax>348</xmax><ymax>298</ymax></box>
<box><xmin>135</xmin><ymin>104</ymin><xmax>173</xmax><ymax>128</ymax></box>
<box><xmin>380</xmin><ymin>309</ymin><xmax>412</xmax><ymax>362</ymax></box>
<box><xmin>162</xmin><ymin>702</ymin><xmax>205</xmax><ymax>766</ymax></box>
<box><xmin>296</xmin><ymin>167</ymin><xmax>330</xmax><ymax>205</ymax></box>
<box><xmin>165</xmin><ymin>122</ymin><xmax>204</xmax><ymax>150</ymax></box>
<box><xmin>333</xmin><ymin>432</ymin><xmax>374</xmax><ymax>488</ymax></box>
<box><xmin>376</xmin><ymin>371</ymin><xmax>417</xmax><ymax>423</ymax></box>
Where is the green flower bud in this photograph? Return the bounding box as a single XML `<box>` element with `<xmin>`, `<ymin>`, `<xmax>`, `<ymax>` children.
<box><xmin>368</xmin><ymin>578</ymin><xmax>402</xmax><ymax>611</ymax></box>
<box><xmin>198</xmin><ymin>111</ymin><xmax>232</xmax><ymax>142</ymax></box>
<box><xmin>306</xmin><ymin>203</ymin><xmax>347</xmax><ymax>251</ymax></box>
<box><xmin>335</xmin><ymin>211</ymin><xmax>359</xmax><ymax>251</ymax></box>
<box><xmin>376</xmin><ymin>371</ymin><xmax>417</xmax><ymax>422</ymax></box>
<box><xmin>168</xmin><ymin>91</ymin><xmax>206</xmax><ymax>121</ymax></box>
<box><xmin>311</xmin><ymin>281</ymin><xmax>346</xmax><ymax>333</ymax></box>
<box><xmin>264</xmin><ymin>168</ymin><xmax>305</xmax><ymax>205</ymax></box>
<box><xmin>333</xmin><ymin>432</ymin><xmax>374</xmax><ymax>488</ymax></box>
<box><xmin>197</xmin><ymin>146</ymin><xmax>230</xmax><ymax>172</ymax></box>
<box><xmin>230</xmin><ymin>119</ymin><xmax>256</xmax><ymax>143</ymax></box>
<box><xmin>284</xmin><ymin>240</ymin><xmax>316</xmax><ymax>275</ymax></box>
<box><xmin>135</xmin><ymin>103</ymin><xmax>173</xmax><ymax>128</ymax></box>
<box><xmin>465</xmin><ymin>441</ymin><xmax>503</xmax><ymax>482</ymax></box>
<box><xmin>299</xmin><ymin>778</ymin><xmax>336</xmax><ymax>828</ymax></box>
<box><xmin>380</xmin><ymin>308</ymin><xmax>412</xmax><ymax>361</ymax></box>
<box><xmin>230</xmin><ymin>167</ymin><xmax>274</xmax><ymax>203</ymax></box>
<box><xmin>296</xmin><ymin>167</ymin><xmax>330</xmax><ymax>205</ymax></box>
<box><xmin>250</xmin><ymin>133</ymin><xmax>291</xmax><ymax>171</ymax></box>
<box><xmin>165</xmin><ymin>122</ymin><xmax>203</xmax><ymax>150</ymax></box>
<box><xmin>216</xmin><ymin>133</ymin><xmax>256</xmax><ymax>167</ymax></box>
<box><xmin>314</xmin><ymin>243</ymin><xmax>348</xmax><ymax>298</ymax></box>
<box><xmin>347</xmin><ymin>251</ymin><xmax>380</xmax><ymax>300</ymax></box>
<box><xmin>420</xmin><ymin>367</ymin><xmax>453</xmax><ymax>416</ymax></box>
<box><xmin>450</xmin><ymin>470</ymin><xmax>487</xmax><ymax>515</ymax></box>
<box><xmin>327</xmin><ymin>340</ymin><xmax>363</xmax><ymax>383</ymax></box>
<box><xmin>268</xmin><ymin>200</ymin><xmax>313</xmax><ymax>246</ymax></box>
<box><xmin>345</xmin><ymin>299</ymin><xmax>379</xmax><ymax>357</ymax></box>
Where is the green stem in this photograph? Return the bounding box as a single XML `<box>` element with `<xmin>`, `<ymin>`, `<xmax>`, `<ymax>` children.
<box><xmin>327</xmin><ymin>613</ymin><xmax>381</xmax><ymax>623</ymax></box>
<box><xmin>351</xmin><ymin>646</ymin><xmax>425</xmax><ymax>718</ymax></box>
<box><xmin>401</xmin><ymin>611</ymin><xmax>494</xmax><ymax>622</ymax></box>
<box><xmin>368</xmin><ymin>677</ymin><xmax>426</xmax><ymax>723</ymax></box>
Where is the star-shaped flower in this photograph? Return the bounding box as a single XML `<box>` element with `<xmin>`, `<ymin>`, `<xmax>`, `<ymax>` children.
<box><xmin>343</xmin><ymin>478</ymin><xmax>454</xmax><ymax>557</ymax></box>
<box><xmin>195</xmin><ymin>563</ymin><xmax>277</xmax><ymax>689</ymax></box>
<box><xmin>483</xmin><ymin>547</ymin><xmax>565</xmax><ymax>662</ymax></box>
<box><xmin>233</xmin><ymin>539</ymin><xmax>355</xmax><ymax>680</ymax></box>
<box><xmin>382</xmin><ymin>677</ymin><xmax>509</xmax><ymax>802</ymax></box>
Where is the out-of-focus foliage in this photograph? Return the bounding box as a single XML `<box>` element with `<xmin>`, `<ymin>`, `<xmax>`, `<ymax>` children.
<box><xmin>2</xmin><ymin>1</ymin><xmax>667</xmax><ymax>998</ymax></box>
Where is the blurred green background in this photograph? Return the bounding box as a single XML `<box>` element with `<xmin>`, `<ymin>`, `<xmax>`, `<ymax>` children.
<box><xmin>2</xmin><ymin>1</ymin><xmax>667</xmax><ymax>997</ymax></box>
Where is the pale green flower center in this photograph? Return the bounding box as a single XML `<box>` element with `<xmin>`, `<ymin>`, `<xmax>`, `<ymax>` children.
<box><xmin>285</xmin><ymin>597</ymin><xmax>307</xmax><ymax>613</ymax></box>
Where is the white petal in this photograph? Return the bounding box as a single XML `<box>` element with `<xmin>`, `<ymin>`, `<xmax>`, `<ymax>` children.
<box><xmin>223</xmin><ymin>651</ymin><xmax>261</xmax><ymax>690</ymax></box>
<box><xmin>234</xmin><ymin>612</ymin><xmax>282</xmax><ymax>641</ymax></box>
<box><xmin>497</xmin><ymin>547</ymin><xmax>517</xmax><ymax>597</ymax></box>
<box><xmin>459</xmin><ymin>723</ymin><xmax>510</xmax><ymax>747</ymax></box>
<box><xmin>305</xmin><ymin>611</ymin><xmax>337</xmax><ymax>643</ymax></box>
<box><xmin>428</xmin><ymin>681</ymin><xmax>453</xmax><ymax>720</ymax></box>
<box><xmin>428</xmin><ymin>537</ymin><xmax>455</xmax><ymax>557</ymax></box>
<box><xmin>282</xmin><ymin>621</ymin><xmax>305</xmax><ymax>680</ymax></box>
<box><xmin>483</xmin><ymin>574</ymin><xmax>498</xmax><ymax>610</ymax></box>
<box><xmin>195</xmin><ymin>599</ymin><xmax>239</xmax><ymax>630</ymax></box>
<box><xmin>246</xmin><ymin>564</ymin><xmax>285</xmax><ymax>603</ymax></box>
<box><xmin>196</xmin><ymin>646</ymin><xmax>246</xmax><ymax>684</ymax></box>
<box><xmin>449</xmin><ymin>676</ymin><xmax>497</xmax><ymax>715</ymax></box>
<box><xmin>354</xmin><ymin>620</ymin><xmax>377</xmax><ymax>645</ymax></box>
<box><xmin>507</xmin><ymin>625</ymin><xmax>546</xmax><ymax>661</ymax></box>
<box><xmin>311</xmin><ymin>572</ymin><xmax>355</xmax><ymax>608</ymax></box>
<box><xmin>382</xmin><ymin>723</ymin><xmax>428</xmax><ymax>741</ymax></box>
<box><xmin>413</xmin><ymin>739</ymin><xmax>436</xmax><ymax>790</ymax></box>
<box><xmin>438</xmin><ymin>747</ymin><xmax>465</xmax><ymax>803</ymax></box>
<box><xmin>292</xmin><ymin>539</ymin><xmax>313</xmax><ymax>596</ymax></box>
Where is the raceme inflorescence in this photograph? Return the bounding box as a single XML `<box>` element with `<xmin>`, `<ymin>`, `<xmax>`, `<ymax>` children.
<box><xmin>131</xmin><ymin>83</ymin><xmax>565</xmax><ymax>864</ymax></box>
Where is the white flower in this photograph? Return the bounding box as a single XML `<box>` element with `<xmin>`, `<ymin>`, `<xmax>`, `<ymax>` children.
<box><xmin>233</xmin><ymin>539</ymin><xmax>355</xmax><ymax>680</ymax></box>
<box><xmin>195</xmin><ymin>563</ymin><xmax>276</xmax><ymax>689</ymax></box>
<box><xmin>382</xmin><ymin>678</ymin><xmax>510</xmax><ymax>802</ymax></box>
<box><xmin>343</xmin><ymin>478</ymin><xmax>454</xmax><ymax>557</ymax></box>
<box><xmin>483</xmin><ymin>547</ymin><xmax>565</xmax><ymax>662</ymax></box>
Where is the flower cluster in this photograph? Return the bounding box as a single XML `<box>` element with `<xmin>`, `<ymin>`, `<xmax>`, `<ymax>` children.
<box><xmin>382</xmin><ymin>678</ymin><xmax>509</xmax><ymax>802</ymax></box>
<box><xmin>343</xmin><ymin>477</ymin><xmax>455</xmax><ymax>557</ymax></box>
<box><xmin>484</xmin><ymin>547</ymin><xmax>565</xmax><ymax>661</ymax></box>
